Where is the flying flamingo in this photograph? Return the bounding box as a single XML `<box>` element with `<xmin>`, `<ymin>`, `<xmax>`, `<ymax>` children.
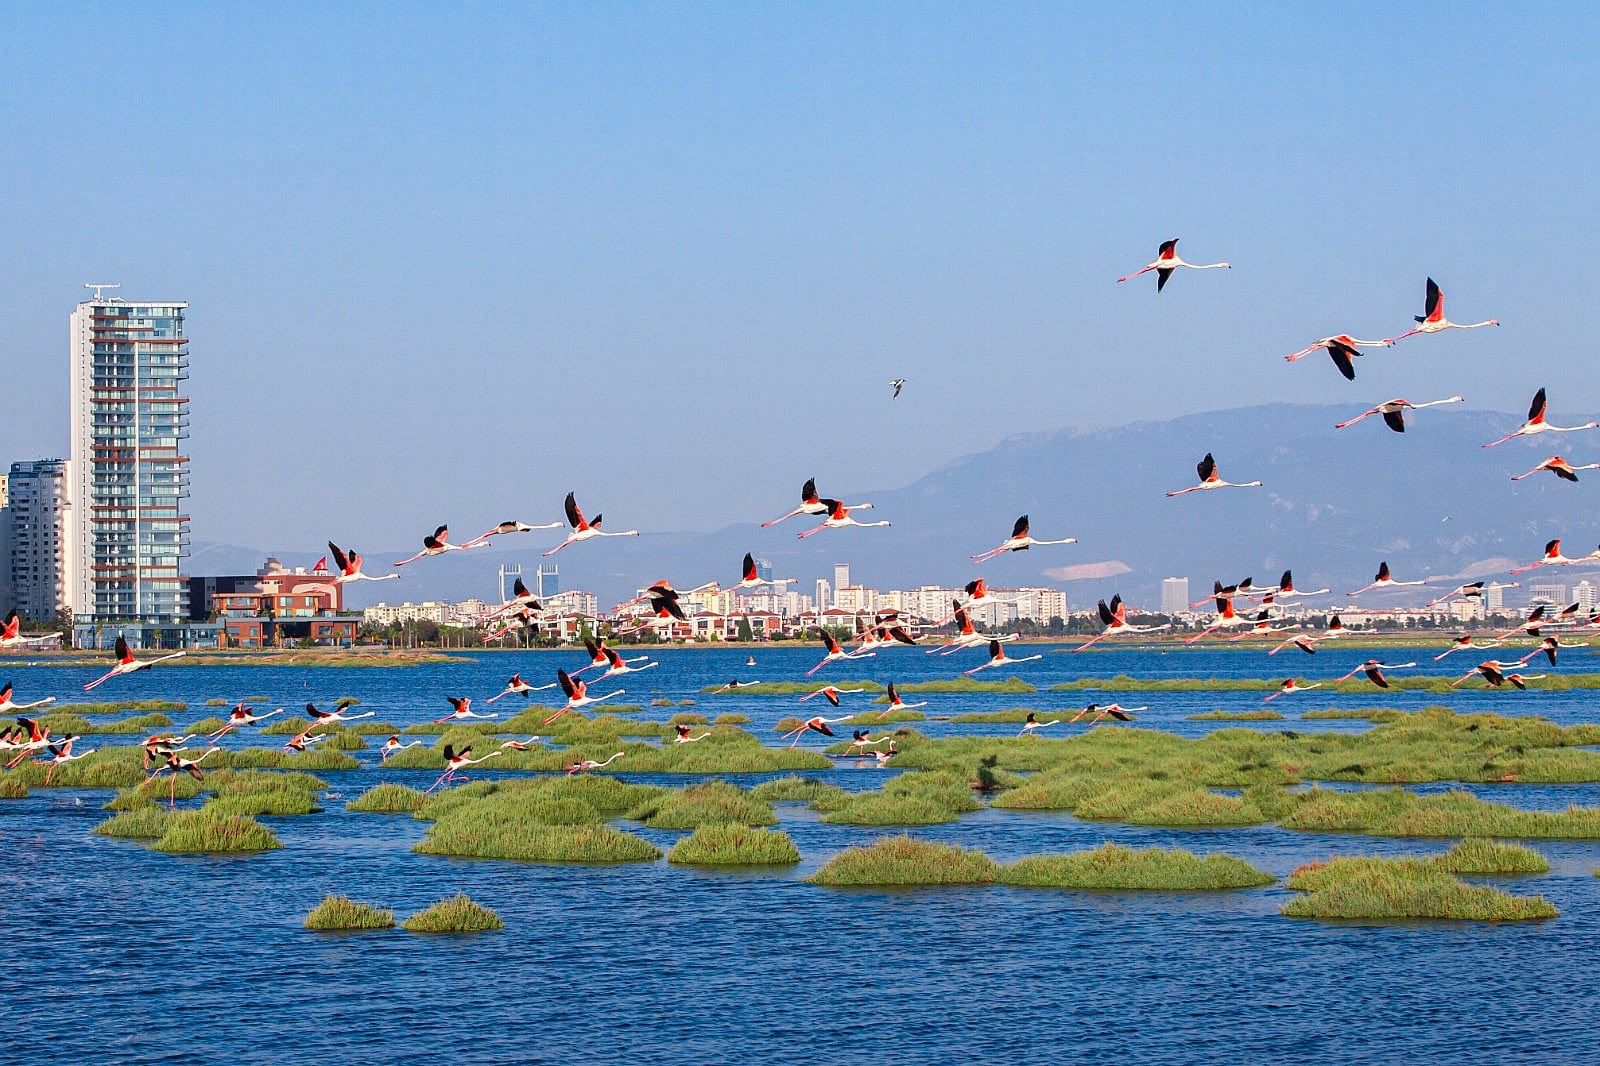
<box><xmin>1167</xmin><ymin>453</ymin><xmax>1262</xmax><ymax>497</ymax></box>
<box><xmin>425</xmin><ymin>745</ymin><xmax>503</xmax><ymax>792</ymax></box>
<box><xmin>1347</xmin><ymin>562</ymin><xmax>1427</xmax><ymax>597</ymax></box>
<box><xmin>1451</xmin><ymin>659</ymin><xmax>1544</xmax><ymax>690</ymax></box>
<box><xmin>963</xmin><ymin>639</ymin><xmax>1043</xmax><ymax>676</ymax></box>
<box><xmin>876</xmin><ymin>682</ymin><xmax>929</xmax><ymax>721</ymax></box>
<box><xmin>545</xmin><ymin>492</ymin><xmax>640</xmax><ymax>556</ymax></box>
<box><xmin>1531</xmin><ymin>634</ymin><xmax>1589</xmax><ymax>666</ymax></box>
<box><xmin>141</xmin><ymin>733</ymin><xmax>195</xmax><ymax>770</ymax></box>
<box><xmin>315</xmin><ymin>541</ymin><xmax>399</xmax><ymax>590</ymax></box>
<box><xmin>0</xmin><ymin>610</ymin><xmax>58</xmax><ymax>650</ymax></box>
<box><xmin>1018</xmin><ymin>712</ymin><xmax>1064</xmax><ymax>737</ymax></box>
<box><xmin>1230</xmin><ymin>610</ymin><xmax>1299</xmax><ymax>642</ymax></box>
<box><xmin>1433</xmin><ymin>634</ymin><xmax>1503</xmax><ymax>661</ymax></box>
<box><xmin>1263</xmin><ymin>678</ymin><xmax>1322</xmax><ymax>702</ymax></box>
<box><xmin>1494</xmin><ymin>604</ymin><xmax>1563</xmax><ymax>640</ymax></box>
<box><xmin>1271</xmin><ymin>570</ymin><xmax>1330</xmax><ymax>601</ymax></box>
<box><xmin>729</xmin><ymin>552</ymin><xmax>795</xmax><ymax>590</ymax></box>
<box><xmin>573</xmin><ymin>638</ymin><xmax>651</xmax><ymax>677</ymax></box>
<box><xmin>597</xmin><ymin>645</ymin><xmax>659</xmax><ymax>679</ymax></box>
<box><xmin>1510</xmin><ymin>539</ymin><xmax>1586</xmax><ymax>575</ymax></box>
<box><xmin>797</xmin><ymin>498</ymin><xmax>891</xmax><ymax>539</ymax></box>
<box><xmin>1185</xmin><ymin>596</ymin><xmax>1256</xmax><ymax>643</ymax></box>
<box><xmin>1511</xmin><ymin>455</ymin><xmax>1600</xmax><ymax>482</ymax></box>
<box><xmin>760</xmin><ymin>478</ymin><xmax>877</xmax><ymax>528</ymax></box>
<box><xmin>38</xmin><ymin>737</ymin><xmax>93</xmax><ymax>786</ymax></box>
<box><xmin>615</xmin><ymin>590</ymin><xmax>688</xmax><ymax>638</ymax></box>
<box><xmin>777</xmin><ymin>715</ymin><xmax>849</xmax><ymax>748</ymax></box>
<box><xmin>1384</xmin><ymin>277</ymin><xmax>1498</xmax><ymax>342</ymax></box>
<box><xmin>805</xmin><ymin>630</ymin><xmax>874</xmax><ymax>677</ymax></box>
<box><xmin>394</xmin><ymin>525</ymin><xmax>478</xmax><ymax>567</ymax></box>
<box><xmin>566</xmin><ymin>752</ymin><xmax>625</xmax><ymax>775</ymax></box>
<box><xmin>3</xmin><ymin>717</ymin><xmax>55</xmax><ymax>768</ymax></box>
<box><xmin>1269</xmin><ymin>615</ymin><xmax>1347</xmax><ymax>655</ymax></box>
<box><xmin>484</xmin><ymin>673</ymin><xmax>558</xmax><ymax>704</ymax></box>
<box><xmin>1189</xmin><ymin>579</ymin><xmax>1249</xmax><ymax>609</ymax></box>
<box><xmin>1068</xmin><ymin>703</ymin><xmax>1144</xmax><ymax>724</ymax></box>
<box><xmin>154</xmin><ymin>746</ymin><xmax>221</xmax><ymax>808</ymax></box>
<box><xmin>1116</xmin><ymin>238</ymin><xmax>1229</xmax><ymax>291</ymax></box>
<box><xmin>940</xmin><ymin>578</ymin><xmax>1026</xmax><ymax>623</ymax></box>
<box><xmin>0</xmin><ymin>683</ymin><xmax>55</xmax><ymax>714</ymax></box>
<box><xmin>1484</xmin><ymin>389</ymin><xmax>1599</xmax><ymax>449</ymax></box>
<box><xmin>799</xmin><ymin>685</ymin><xmax>866</xmax><ymax>707</ymax></box>
<box><xmin>673</xmin><ymin>723</ymin><xmax>712</xmax><ymax>744</ymax></box>
<box><xmin>433</xmin><ymin>696</ymin><xmax>498</xmax><ymax>724</ymax></box>
<box><xmin>928</xmin><ymin>602</ymin><xmax>1018</xmax><ymax>655</ymax></box>
<box><xmin>206</xmin><ymin>703</ymin><xmax>285</xmax><ymax>740</ymax></box>
<box><xmin>853</xmin><ymin>621</ymin><xmax>919</xmax><ymax>655</ymax></box>
<box><xmin>1075</xmin><ymin>595</ymin><xmax>1171</xmax><ymax>651</ymax></box>
<box><xmin>305</xmin><ymin>702</ymin><xmax>376</xmax><ymax>726</ymax></box>
<box><xmin>1423</xmin><ymin>581</ymin><xmax>1518</xmax><ymax>610</ymax></box>
<box><xmin>461</xmin><ymin>519</ymin><xmax>563</xmax><ymax>549</ymax></box>
<box><xmin>711</xmin><ymin>679</ymin><xmax>766</xmax><ymax>693</ymax></box>
<box><xmin>499</xmin><ymin>735</ymin><xmax>545</xmax><ymax>751</ymax></box>
<box><xmin>970</xmin><ymin>514</ymin><xmax>1077</xmax><ymax>565</ymax></box>
<box><xmin>379</xmin><ymin>735</ymin><xmax>423</xmax><ymax>761</ymax></box>
<box><xmin>1284</xmin><ymin>335</ymin><xmax>1392</xmax><ymax>381</ymax></box>
<box><xmin>82</xmin><ymin>636</ymin><xmax>185</xmax><ymax>691</ymax></box>
<box><xmin>1335</xmin><ymin>396</ymin><xmax>1464</xmax><ymax>433</ymax></box>
<box><xmin>1333</xmin><ymin>660</ymin><xmax>1417</xmax><ymax>688</ymax></box>
<box><xmin>542</xmin><ymin>668</ymin><xmax>625</xmax><ymax>726</ymax></box>
<box><xmin>283</xmin><ymin>725</ymin><xmax>331</xmax><ymax>752</ymax></box>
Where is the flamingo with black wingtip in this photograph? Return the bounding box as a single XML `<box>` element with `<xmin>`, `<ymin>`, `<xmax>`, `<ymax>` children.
<box><xmin>425</xmin><ymin>744</ymin><xmax>503</xmax><ymax>792</ymax></box>
<box><xmin>1018</xmin><ymin>712</ymin><xmax>1064</xmax><ymax>737</ymax></box>
<box><xmin>673</xmin><ymin>723</ymin><xmax>711</xmax><ymax>745</ymax></box>
<box><xmin>542</xmin><ymin>668</ymin><xmax>625</xmax><ymax>726</ymax></box>
<box><xmin>970</xmin><ymin>515</ymin><xmax>1077</xmax><ymax>564</ymax></box>
<box><xmin>83</xmin><ymin>636</ymin><xmax>186</xmax><ymax>691</ymax></box>
<box><xmin>1423</xmin><ymin>581</ymin><xmax>1518</xmax><ymax>610</ymax></box>
<box><xmin>1433</xmin><ymin>634</ymin><xmax>1504</xmax><ymax>661</ymax></box>
<box><xmin>1333</xmin><ymin>660</ymin><xmax>1417</xmax><ymax>689</ymax></box>
<box><xmin>1074</xmin><ymin>595</ymin><xmax>1171</xmax><ymax>651</ymax></box>
<box><xmin>566</xmin><ymin>752</ymin><xmax>626</xmax><ymax>775</ymax></box>
<box><xmin>778</xmin><ymin>715</ymin><xmax>850</xmax><ymax>748</ymax></box>
<box><xmin>797</xmin><ymin>498</ymin><xmax>891</xmax><ymax>539</ymax></box>
<box><xmin>1451</xmin><ymin>659</ymin><xmax>1543</xmax><ymax>690</ymax></box>
<box><xmin>1511</xmin><ymin>455</ymin><xmax>1600</xmax><ymax>482</ymax></box>
<box><xmin>1263</xmin><ymin>678</ymin><xmax>1322</xmax><ymax>703</ymax></box>
<box><xmin>730</xmin><ymin>552</ymin><xmax>795</xmax><ymax>590</ymax></box>
<box><xmin>1185</xmin><ymin>595</ymin><xmax>1256</xmax><ymax>644</ymax></box>
<box><xmin>206</xmin><ymin>703</ymin><xmax>285</xmax><ymax>740</ymax></box>
<box><xmin>0</xmin><ymin>610</ymin><xmax>58</xmax><ymax>650</ymax></box>
<box><xmin>484</xmin><ymin>673</ymin><xmax>558</xmax><ymax>704</ymax></box>
<box><xmin>876</xmin><ymin>682</ymin><xmax>928</xmax><ymax>721</ymax></box>
<box><xmin>316</xmin><ymin>541</ymin><xmax>399</xmax><ymax>590</ymax></box>
<box><xmin>1335</xmin><ymin>396</ymin><xmax>1463</xmax><ymax>433</ymax></box>
<box><xmin>1271</xmin><ymin>570</ymin><xmax>1330</xmax><ymax>601</ymax></box>
<box><xmin>461</xmin><ymin>518</ymin><xmax>563</xmax><ymax>549</ymax></box>
<box><xmin>1510</xmin><ymin>539</ymin><xmax>1586</xmax><ymax>576</ymax></box>
<box><xmin>1167</xmin><ymin>453</ymin><xmax>1262</xmax><ymax>497</ymax></box>
<box><xmin>379</xmin><ymin>735</ymin><xmax>423</xmax><ymax>762</ymax></box>
<box><xmin>433</xmin><ymin>696</ymin><xmax>498</xmax><ymax>724</ymax></box>
<box><xmin>1347</xmin><ymin>561</ymin><xmax>1427</xmax><ymax>597</ymax></box>
<box><xmin>1269</xmin><ymin>615</ymin><xmax>1347</xmax><ymax>655</ymax></box>
<box><xmin>1484</xmin><ymin>388</ymin><xmax>1599</xmax><ymax>449</ymax></box>
<box><xmin>1384</xmin><ymin>277</ymin><xmax>1498</xmax><ymax>343</ymax></box>
<box><xmin>154</xmin><ymin>746</ymin><xmax>221</xmax><ymax>808</ymax></box>
<box><xmin>305</xmin><ymin>702</ymin><xmax>375</xmax><ymax>726</ymax></box>
<box><xmin>963</xmin><ymin>639</ymin><xmax>1043</xmax><ymax>676</ymax></box>
<box><xmin>0</xmin><ymin>682</ymin><xmax>55</xmax><ymax>714</ymax></box>
<box><xmin>805</xmin><ymin>630</ymin><xmax>875</xmax><ymax>677</ymax></box>
<box><xmin>1068</xmin><ymin>703</ymin><xmax>1145</xmax><ymax>724</ymax></box>
<box><xmin>1116</xmin><ymin>238</ymin><xmax>1230</xmax><ymax>290</ymax></box>
<box><xmin>394</xmin><ymin>525</ymin><xmax>479</xmax><ymax>567</ymax></box>
<box><xmin>1284</xmin><ymin>335</ymin><xmax>1392</xmax><ymax>381</ymax></box>
<box><xmin>545</xmin><ymin>492</ymin><xmax>640</xmax><ymax>556</ymax></box>
<box><xmin>799</xmin><ymin>685</ymin><xmax>865</xmax><ymax>707</ymax></box>
<box><xmin>38</xmin><ymin>736</ymin><xmax>93</xmax><ymax>785</ymax></box>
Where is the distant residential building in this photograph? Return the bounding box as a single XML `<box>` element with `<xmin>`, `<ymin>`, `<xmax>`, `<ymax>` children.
<box><xmin>833</xmin><ymin>564</ymin><xmax>850</xmax><ymax>597</ymax></box>
<box><xmin>1529</xmin><ymin>583</ymin><xmax>1568</xmax><ymax>609</ymax></box>
<box><xmin>536</xmin><ymin>563</ymin><xmax>560</xmax><ymax>599</ymax></box>
<box><xmin>1576</xmin><ymin>581</ymin><xmax>1597</xmax><ymax>612</ymax></box>
<box><xmin>1485</xmin><ymin>584</ymin><xmax>1506</xmax><ymax>611</ymax></box>
<box><xmin>68</xmin><ymin>295</ymin><xmax>193</xmax><ymax>631</ymax></box>
<box><xmin>815</xmin><ymin>579</ymin><xmax>831</xmax><ymax>612</ymax></box>
<box><xmin>3</xmin><ymin>459</ymin><xmax>73</xmax><ymax>621</ymax></box>
<box><xmin>546</xmin><ymin>589</ymin><xmax>599</xmax><ymax>619</ymax></box>
<box><xmin>1160</xmin><ymin>577</ymin><xmax>1190</xmax><ymax>615</ymax></box>
<box><xmin>189</xmin><ymin>557</ymin><xmax>345</xmax><ymax>620</ymax></box>
<box><xmin>364</xmin><ymin>601</ymin><xmax>450</xmax><ymax>626</ymax></box>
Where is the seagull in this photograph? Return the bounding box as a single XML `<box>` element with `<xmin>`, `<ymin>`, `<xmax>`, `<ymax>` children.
<box><xmin>890</xmin><ymin>379</ymin><xmax>906</xmax><ymax>399</ymax></box>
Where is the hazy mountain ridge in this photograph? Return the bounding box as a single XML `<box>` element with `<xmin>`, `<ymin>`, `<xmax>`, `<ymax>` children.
<box><xmin>192</xmin><ymin>402</ymin><xmax>1600</xmax><ymax>610</ymax></box>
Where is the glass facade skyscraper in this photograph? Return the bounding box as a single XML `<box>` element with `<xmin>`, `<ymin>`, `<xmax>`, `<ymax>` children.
<box><xmin>68</xmin><ymin>298</ymin><xmax>191</xmax><ymax>623</ymax></box>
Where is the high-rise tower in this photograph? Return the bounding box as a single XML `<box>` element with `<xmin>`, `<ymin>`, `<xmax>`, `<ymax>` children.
<box><xmin>68</xmin><ymin>293</ymin><xmax>191</xmax><ymax>623</ymax></box>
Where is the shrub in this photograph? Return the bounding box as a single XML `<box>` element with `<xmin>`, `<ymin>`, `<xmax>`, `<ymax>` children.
<box><xmin>402</xmin><ymin>894</ymin><xmax>504</xmax><ymax>933</ymax></box>
<box><xmin>1002</xmin><ymin>843</ymin><xmax>1273</xmax><ymax>890</ymax></box>
<box><xmin>305</xmin><ymin>895</ymin><xmax>394</xmax><ymax>930</ymax></box>
<box><xmin>347</xmin><ymin>783</ymin><xmax>427</xmax><ymax>813</ymax></box>
<box><xmin>151</xmin><ymin>811</ymin><xmax>282</xmax><ymax>853</ymax></box>
<box><xmin>808</xmin><ymin>836</ymin><xmax>999</xmax><ymax>886</ymax></box>
<box><xmin>668</xmin><ymin>823</ymin><xmax>801</xmax><ymax>865</ymax></box>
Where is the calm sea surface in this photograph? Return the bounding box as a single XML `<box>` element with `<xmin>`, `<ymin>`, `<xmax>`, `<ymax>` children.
<box><xmin>2</xmin><ymin>644</ymin><xmax>1596</xmax><ymax>1064</ymax></box>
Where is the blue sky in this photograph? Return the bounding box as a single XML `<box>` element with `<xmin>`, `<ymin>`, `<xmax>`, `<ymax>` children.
<box><xmin>2</xmin><ymin>3</ymin><xmax>1595</xmax><ymax>559</ymax></box>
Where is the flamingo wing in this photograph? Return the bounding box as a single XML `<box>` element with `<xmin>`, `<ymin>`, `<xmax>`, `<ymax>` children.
<box><xmin>1196</xmin><ymin>453</ymin><xmax>1216</xmax><ymax>482</ymax></box>
<box><xmin>1528</xmin><ymin>387</ymin><xmax>1547</xmax><ymax>424</ymax></box>
<box><xmin>564</xmin><ymin>492</ymin><xmax>584</xmax><ymax>529</ymax></box>
<box><xmin>1010</xmin><ymin>514</ymin><xmax>1029</xmax><ymax>539</ymax></box>
<box><xmin>328</xmin><ymin>541</ymin><xmax>351</xmax><ymax>572</ymax></box>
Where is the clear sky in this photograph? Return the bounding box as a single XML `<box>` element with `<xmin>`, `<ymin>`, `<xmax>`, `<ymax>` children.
<box><xmin>2</xmin><ymin>3</ymin><xmax>1595</xmax><ymax>556</ymax></box>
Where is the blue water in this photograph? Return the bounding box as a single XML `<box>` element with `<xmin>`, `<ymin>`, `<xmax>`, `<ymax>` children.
<box><xmin>3</xmin><ymin>644</ymin><xmax>1598</xmax><ymax>1064</ymax></box>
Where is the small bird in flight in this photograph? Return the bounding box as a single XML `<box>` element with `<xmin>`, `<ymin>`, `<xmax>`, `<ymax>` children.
<box><xmin>890</xmin><ymin>378</ymin><xmax>905</xmax><ymax>399</ymax></box>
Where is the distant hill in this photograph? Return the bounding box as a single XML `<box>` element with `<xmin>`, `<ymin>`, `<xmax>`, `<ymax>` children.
<box><xmin>190</xmin><ymin>402</ymin><xmax>1600</xmax><ymax>611</ymax></box>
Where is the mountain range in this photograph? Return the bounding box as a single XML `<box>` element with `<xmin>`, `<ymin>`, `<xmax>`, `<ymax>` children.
<box><xmin>191</xmin><ymin>401</ymin><xmax>1600</xmax><ymax>612</ymax></box>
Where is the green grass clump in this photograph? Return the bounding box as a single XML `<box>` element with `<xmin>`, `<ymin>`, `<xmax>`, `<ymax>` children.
<box><xmin>74</xmin><ymin>712</ymin><xmax>176</xmax><ymax>733</ymax></box>
<box><xmin>895</xmin><ymin>676</ymin><xmax>1035</xmax><ymax>694</ymax></box>
<box><xmin>709</xmin><ymin>680</ymin><xmax>884</xmax><ymax>696</ymax></box>
<box><xmin>750</xmin><ymin>775</ymin><xmax>851</xmax><ymax>809</ymax></box>
<box><xmin>402</xmin><ymin>893</ymin><xmax>504</xmax><ymax>933</ymax></box>
<box><xmin>841</xmin><ymin>709</ymin><xmax>926</xmax><ymax>725</ymax></box>
<box><xmin>669</xmin><ymin>712</ymin><xmax>709</xmax><ymax>726</ymax></box>
<box><xmin>187</xmin><ymin>716</ymin><xmax>228</xmax><ymax>734</ymax></box>
<box><xmin>668</xmin><ymin>823</ymin><xmax>801</xmax><ymax>865</ymax></box>
<box><xmin>216</xmin><ymin>747</ymin><xmax>361</xmax><ymax>771</ymax></box>
<box><xmin>205</xmin><ymin>698</ymin><xmax>228</xmax><ymax>706</ymax></box>
<box><xmin>305</xmin><ymin>894</ymin><xmax>394</xmax><ymax>930</ymax></box>
<box><xmin>1432</xmin><ymin>839</ymin><xmax>1550</xmax><ymax>875</ymax></box>
<box><xmin>151</xmin><ymin>811</ymin><xmax>282</xmax><ymax>853</ymax></box>
<box><xmin>714</xmin><ymin>713</ymin><xmax>750</xmax><ymax>725</ymax></box>
<box><xmin>325</xmin><ymin>731</ymin><xmax>368</xmax><ymax>751</ymax></box>
<box><xmin>1278</xmin><ymin>786</ymin><xmax>1600</xmax><ymax>839</ymax></box>
<box><xmin>0</xmin><ymin>777</ymin><xmax>29</xmax><ymax>799</ymax></box>
<box><xmin>626</xmin><ymin>781</ymin><xmax>776</xmax><ymax>829</ymax></box>
<box><xmin>821</xmin><ymin>770</ymin><xmax>982</xmax><ymax>826</ymax></box>
<box><xmin>1283</xmin><ymin>856</ymin><xmax>1557</xmax><ymax>921</ymax></box>
<box><xmin>1002</xmin><ymin>843</ymin><xmax>1274</xmax><ymax>891</ymax></box>
<box><xmin>949</xmin><ymin>708</ymin><xmax>1050</xmax><ymax>723</ymax></box>
<box><xmin>415</xmin><ymin>821</ymin><xmax>660</xmax><ymax>864</ymax></box>
<box><xmin>651</xmin><ymin>698</ymin><xmax>673</xmax><ymax>707</ymax></box>
<box><xmin>93</xmin><ymin>806</ymin><xmax>170</xmax><ymax>838</ymax></box>
<box><xmin>54</xmin><ymin>699</ymin><xmax>186</xmax><ymax>716</ymax></box>
<box><xmin>203</xmin><ymin>790</ymin><xmax>320</xmax><ymax>817</ymax></box>
<box><xmin>347</xmin><ymin>783</ymin><xmax>427</xmax><ymax>813</ymax></box>
<box><xmin>808</xmin><ymin>836</ymin><xmax>1000</xmax><ymax>886</ymax></box>
<box><xmin>1299</xmin><ymin>707</ymin><xmax>1404</xmax><ymax>722</ymax></box>
<box><xmin>1187</xmin><ymin>710</ymin><xmax>1285</xmax><ymax>722</ymax></box>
